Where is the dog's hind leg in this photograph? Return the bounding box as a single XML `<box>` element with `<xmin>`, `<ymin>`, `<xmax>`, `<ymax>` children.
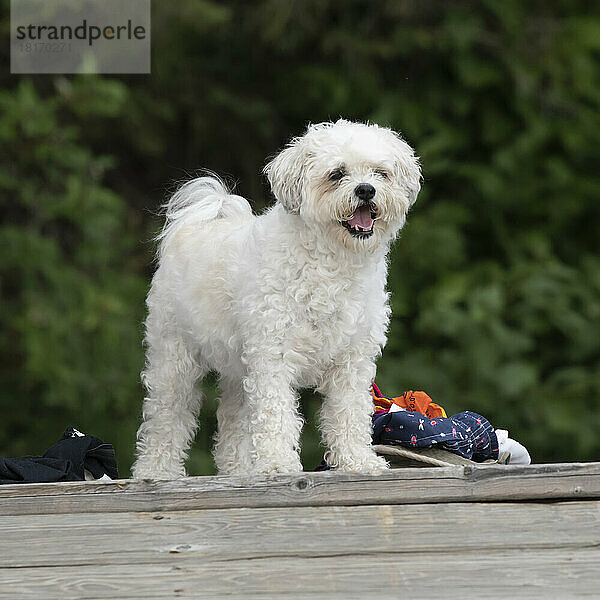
<box><xmin>213</xmin><ymin>377</ymin><xmax>254</xmax><ymax>475</ymax></box>
<box><xmin>132</xmin><ymin>307</ymin><xmax>205</xmax><ymax>480</ymax></box>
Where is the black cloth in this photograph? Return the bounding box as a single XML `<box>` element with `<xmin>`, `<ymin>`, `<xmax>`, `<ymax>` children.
<box><xmin>0</xmin><ymin>427</ymin><xmax>118</xmax><ymax>484</ymax></box>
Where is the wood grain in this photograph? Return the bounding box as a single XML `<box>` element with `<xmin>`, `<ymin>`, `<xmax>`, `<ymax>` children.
<box><xmin>1</xmin><ymin>548</ymin><xmax>598</xmax><ymax>599</ymax></box>
<box><xmin>1</xmin><ymin>464</ymin><xmax>599</xmax><ymax>599</ymax></box>
<box><xmin>0</xmin><ymin>462</ymin><xmax>598</xmax><ymax>516</ymax></box>
<box><xmin>0</xmin><ymin>501</ymin><xmax>598</xmax><ymax>569</ymax></box>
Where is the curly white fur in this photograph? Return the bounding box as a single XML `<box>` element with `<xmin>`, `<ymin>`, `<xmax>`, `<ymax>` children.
<box><xmin>132</xmin><ymin>119</ymin><xmax>421</xmax><ymax>479</ymax></box>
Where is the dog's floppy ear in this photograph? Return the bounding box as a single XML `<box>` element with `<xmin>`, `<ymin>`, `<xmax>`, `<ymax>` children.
<box><xmin>263</xmin><ymin>136</ymin><xmax>309</xmax><ymax>214</ymax></box>
<box><xmin>391</xmin><ymin>133</ymin><xmax>422</xmax><ymax>208</ymax></box>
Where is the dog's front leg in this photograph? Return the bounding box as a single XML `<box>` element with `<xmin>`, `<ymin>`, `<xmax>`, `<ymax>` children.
<box><xmin>242</xmin><ymin>367</ymin><xmax>304</xmax><ymax>475</ymax></box>
<box><xmin>318</xmin><ymin>356</ymin><xmax>388</xmax><ymax>474</ymax></box>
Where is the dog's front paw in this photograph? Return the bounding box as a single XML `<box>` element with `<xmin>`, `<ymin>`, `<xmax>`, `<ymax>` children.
<box><xmin>252</xmin><ymin>453</ymin><xmax>303</xmax><ymax>476</ymax></box>
<box><xmin>327</xmin><ymin>449</ymin><xmax>388</xmax><ymax>475</ymax></box>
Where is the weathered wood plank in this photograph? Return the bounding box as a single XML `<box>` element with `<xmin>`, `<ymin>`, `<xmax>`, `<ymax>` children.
<box><xmin>0</xmin><ymin>502</ymin><xmax>598</xmax><ymax>569</ymax></box>
<box><xmin>1</xmin><ymin>548</ymin><xmax>598</xmax><ymax>599</ymax></box>
<box><xmin>0</xmin><ymin>462</ymin><xmax>598</xmax><ymax>515</ymax></box>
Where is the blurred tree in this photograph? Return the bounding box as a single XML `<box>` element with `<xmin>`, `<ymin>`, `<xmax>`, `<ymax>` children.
<box><xmin>0</xmin><ymin>0</ymin><xmax>599</xmax><ymax>474</ymax></box>
<box><xmin>0</xmin><ymin>78</ymin><xmax>146</xmax><ymax>463</ymax></box>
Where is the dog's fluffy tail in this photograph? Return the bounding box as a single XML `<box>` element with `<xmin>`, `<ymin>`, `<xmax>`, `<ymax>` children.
<box><xmin>157</xmin><ymin>174</ymin><xmax>252</xmax><ymax>254</ymax></box>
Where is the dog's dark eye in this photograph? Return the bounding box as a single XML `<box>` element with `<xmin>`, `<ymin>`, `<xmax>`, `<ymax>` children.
<box><xmin>328</xmin><ymin>168</ymin><xmax>346</xmax><ymax>182</ymax></box>
<box><xmin>374</xmin><ymin>169</ymin><xmax>390</xmax><ymax>179</ymax></box>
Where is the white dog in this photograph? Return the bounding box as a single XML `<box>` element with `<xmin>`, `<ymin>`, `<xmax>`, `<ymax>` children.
<box><xmin>132</xmin><ymin>119</ymin><xmax>421</xmax><ymax>479</ymax></box>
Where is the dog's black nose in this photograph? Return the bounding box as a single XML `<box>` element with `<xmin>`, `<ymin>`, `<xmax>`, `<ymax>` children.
<box><xmin>354</xmin><ymin>183</ymin><xmax>376</xmax><ymax>202</ymax></box>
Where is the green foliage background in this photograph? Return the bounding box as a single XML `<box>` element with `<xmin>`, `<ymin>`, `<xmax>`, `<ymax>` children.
<box><xmin>1</xmin><ymin>1</ymin><xmax>599</xmax><ymax>475</ymax></box>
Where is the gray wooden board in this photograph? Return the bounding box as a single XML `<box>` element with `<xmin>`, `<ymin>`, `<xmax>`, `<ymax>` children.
<box><xmin>0</xmin><ymin>462</ymin><xmax>599</xmax><ymax>516</ymax></box>
<box><xmin>0</xmin><ymin>501</ymin><xmax>600</xmax><ymax>600</ymax></box>
<box><xmin>1</xmin><ymin>550</ymin><xmax>599</xmax><ymax>600</ymax></box>
<box><xmin>0</xmin><ymin>502</ymin><xmax>599</xmax><ymax>599</ymax></box>
<box><xmin>0</xmin><ymin>501</ymin><xmax>598</xmax><ymax>568</ymax></box>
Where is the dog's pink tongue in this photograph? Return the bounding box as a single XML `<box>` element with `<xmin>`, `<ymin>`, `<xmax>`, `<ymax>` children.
<box><xmin>348</xmin><ymin>205</ymin><xmax>374</xmax><ymax>229</ymax></box>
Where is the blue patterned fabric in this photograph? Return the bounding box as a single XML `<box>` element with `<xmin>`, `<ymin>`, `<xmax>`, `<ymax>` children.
<box><xmin>372</xmin><ymin>409</ymin><xmax>499</xmax><ymax>462</ymax></box>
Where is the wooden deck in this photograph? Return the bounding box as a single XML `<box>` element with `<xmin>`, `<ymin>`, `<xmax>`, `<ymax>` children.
<box><xmin>1</xmin><ymin>462</ymin><xmax>599</xmax><ymax>599</ymax></box>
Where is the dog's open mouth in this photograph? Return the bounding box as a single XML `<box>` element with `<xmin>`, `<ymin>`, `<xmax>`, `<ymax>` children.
<box><xmin>341</xmin><ymin>205</ymin><xmax>375</xmax><ymax>238</ymax></box>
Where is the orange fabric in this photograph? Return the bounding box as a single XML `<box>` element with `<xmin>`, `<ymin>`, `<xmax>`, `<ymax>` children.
<box><xmin>371</xmin><ymin>384</ymin><xmax>447</xmax><ymax>419</ymax></box>
<box><xmin>391</xmin><ymin>391</ymin><xmax>447</xmax><ymax>419</ymax></box>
